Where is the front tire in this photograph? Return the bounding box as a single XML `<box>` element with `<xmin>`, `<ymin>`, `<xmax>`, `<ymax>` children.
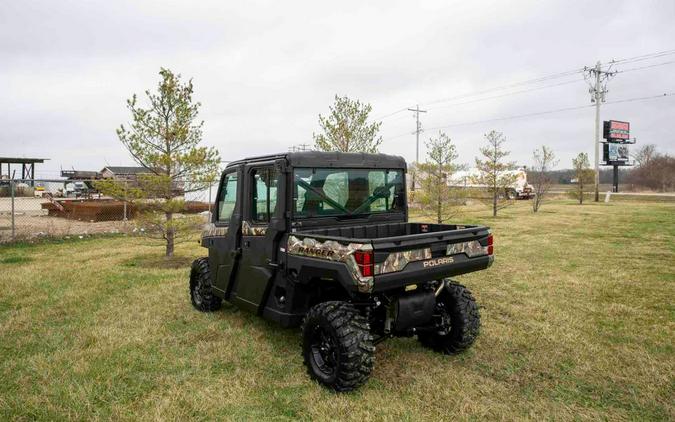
<box><xmin>189</xmin><ymin>257</ymin><xmax>222</xmax><ymax>312</ymax></box>
<box><xmin>302</xmin><ymin>301</ymin><xmax>374</xmax><ymax>392</ymax></box>
<box><xmin>418</xmin><ymin>280</ymin><xmax>480</xmax><ymax>354</ymax></box>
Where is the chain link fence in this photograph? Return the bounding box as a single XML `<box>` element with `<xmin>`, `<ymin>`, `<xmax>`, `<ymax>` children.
<box><xmin>0</xmin><ymin>179</ymin><xmax>216</xmax><ymax>243</ymax></box>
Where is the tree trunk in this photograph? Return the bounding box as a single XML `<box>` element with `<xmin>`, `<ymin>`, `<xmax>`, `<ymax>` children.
<box><xmin>492</xmin><ymin>189</ymin><xmax>497</xmax><ymax>217</ymax></box>
<box><xmin>165</xmin><ymin>211</ymin><xmax>174</xmax><ymax>257</ymax></box>
<box><xmin>437</xmin><ymin>195</ymin><xmax>441</xmax><ymax>224</ymax></box>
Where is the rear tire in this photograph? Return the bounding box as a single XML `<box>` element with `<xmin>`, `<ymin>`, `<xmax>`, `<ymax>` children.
<box><xmin>189</xmin><ymin>257</ymin><xmax>222</xmax><ymax>312</ymax></box>
<box><xmin>418</xmin><ymin>280</ymin><xmax>480</xmax><ymax>354</ymax></box>
<box><xmin>302</xmin><ymin>301</ymin><xmax>374</xmax><ymax>392</ymax></box>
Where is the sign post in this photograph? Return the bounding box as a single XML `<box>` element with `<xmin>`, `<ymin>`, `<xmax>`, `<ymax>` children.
<box><xmin>601</xmin><ymin>120</ymin><xmax>635</xmax><ymax>193</ymax></box>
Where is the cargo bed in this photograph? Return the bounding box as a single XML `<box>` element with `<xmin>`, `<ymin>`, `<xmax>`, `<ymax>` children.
<box><xmin>294</xmin><ymin>222</ymin><xmax>493</xmax><ymax>291</ymax></box>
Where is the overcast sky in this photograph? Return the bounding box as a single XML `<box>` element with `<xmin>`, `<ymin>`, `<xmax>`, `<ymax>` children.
<box><xmin>1</xmin><ymin>0</ymin><xmax>674</xmax><ymax>177</ymax></box>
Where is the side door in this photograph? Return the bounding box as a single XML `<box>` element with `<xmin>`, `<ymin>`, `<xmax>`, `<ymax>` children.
<box><xmin>207</xmin><ymin>168</ymin><xmax>242</xmax><ymax>298</ymax></box>
<box><xmin>229</xmin><ymin>164</ymin><xmax>282</xmax><ymax>312</ymax></box>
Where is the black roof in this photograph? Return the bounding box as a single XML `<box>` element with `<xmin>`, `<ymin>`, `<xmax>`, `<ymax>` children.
<box><xmin>0</xmin><ymin>157</ymin><xmax>48</xmax><ymax>164</ymax></box>
<box><xmin>102</xmin><ymin>166</ymin><xmax>151</xmax><ymax>174</ymax></box>
<box><xmin>61</xmin><ymin>170</ymin><xmax>100</xmax><ymax>179</ymax></box>
<box><xmin>226</xmin><ymin>151</ymin><xmax>407</xmax><ymax>170</ymax></box>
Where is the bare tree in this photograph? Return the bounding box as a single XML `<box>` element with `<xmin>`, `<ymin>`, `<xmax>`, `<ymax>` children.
<box><xmin>631</xmin><ymin>144</ymin><xmax>656</xmax><ymax>167</ymax></box>
<box><xmin>628</xmin><ymin>151</ymin><xmax>675</xmax><ymax>191</ymax></box>
<box><xmin>570</xmin><ymin>152</ymin><xmax>594</xmax><ymax>204</ymax></box>
<box><xmin>417</xmin><ymin>132</ymin><xmax>463</xmax><ymax>223</ymax></box>
<box><xmin>530</xmin><ymin>146</ymin><xmax>558</xmax><ymax>212</ymax></box>
<box><xmin>473</xmin><ymin>130</ymin><xmax>517</xmax><ymax>217</ymax></box>
<box><xmin>407</xmin><ymin>162</ymin><xmax>419</xmax><ymax>205</ymax></box>
<box><xmin>649</xmin><ymin>155</ymin><xmax>675</xmax><ymax>191</ymax></box>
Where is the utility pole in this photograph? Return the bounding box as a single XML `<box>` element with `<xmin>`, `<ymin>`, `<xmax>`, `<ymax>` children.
<box><xmin>407</xmin><ymin>104</ymin><xmax>427</xmax><ymax>190</ymax></box>
<box><xmin>584</xmin><ymin>61</ymin><xmax>616</xmax><ymax>202</ymax></box>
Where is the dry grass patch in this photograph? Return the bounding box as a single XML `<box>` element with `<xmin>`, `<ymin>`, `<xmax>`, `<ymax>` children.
<box><xmin>0</xmin><ymin>200</ymin><xmax>673</xmax><ymax>420</ymax></box>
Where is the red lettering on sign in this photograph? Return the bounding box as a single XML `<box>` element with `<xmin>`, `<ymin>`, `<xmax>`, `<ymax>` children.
<box><xmin>611</xmin><ymin>121</ymin><xmax>629</xmax><ymax>131</ymax></box>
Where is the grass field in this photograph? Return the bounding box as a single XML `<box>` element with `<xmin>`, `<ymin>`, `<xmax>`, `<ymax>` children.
<box><xmin>1</xmin><ymin>199</ymin><xmax>673</xmax><ymax>420</ymax></box>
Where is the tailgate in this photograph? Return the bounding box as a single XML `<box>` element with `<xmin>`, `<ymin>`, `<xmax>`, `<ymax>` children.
<box><xmin>371</xmin><ymin>224</ymin><xmax>492</xmax><ymax>291</ymax></box>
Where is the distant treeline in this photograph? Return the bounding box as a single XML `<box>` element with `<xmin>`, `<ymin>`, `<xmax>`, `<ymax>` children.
<box><xmin>541</xmin><ymin>168</ymin><xmax>621</xmax><ymax>184</ymax></box>
<box><xmin>542</xmin><ymin>150</ymin><xmax>674</xmax><ymax>191</ymax></box>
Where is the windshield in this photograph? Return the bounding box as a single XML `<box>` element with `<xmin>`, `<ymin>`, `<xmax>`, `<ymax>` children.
<box><xmin>293</xmin><ymin>168</ymin><xmax>405</xmax><ymax>218</ymax></box>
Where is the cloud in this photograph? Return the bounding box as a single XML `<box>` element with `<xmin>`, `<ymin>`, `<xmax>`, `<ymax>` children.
<box><xmin>0</xmin><ymin>0</ymin><xmax>673</xmax><ymax>176</ymax></box>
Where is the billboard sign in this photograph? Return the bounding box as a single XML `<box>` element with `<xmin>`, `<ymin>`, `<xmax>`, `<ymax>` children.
<box><xmin>603</xmin><ymin>143</ymin><xmax>630</xmax><ymax>163</ymax></box>
<box><xmin>603</xmin><ymin>120</ymin><xmax>630</xmax><ymax>142</ymax></box>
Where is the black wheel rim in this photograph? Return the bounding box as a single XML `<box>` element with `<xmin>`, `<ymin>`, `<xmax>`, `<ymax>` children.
<box><xmin>309</xmin><ymin>324</ymin><xmax>338</xmax><ymax>377</ymax></box>
<box><xmin>435</xmin><ymin>300</ymin><xmax>451</xmax><ymax>336</ymax></box>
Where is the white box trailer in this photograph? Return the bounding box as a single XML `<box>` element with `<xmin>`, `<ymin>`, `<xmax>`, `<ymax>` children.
<box><xmin>449</xmin><ymin>168</ymin><xmax>534</xmax><ymax>200</ymax></box>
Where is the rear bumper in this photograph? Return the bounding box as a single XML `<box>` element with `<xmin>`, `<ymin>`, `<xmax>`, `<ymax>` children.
<box><xmin>372</xmin><ymin>254</ymin><xmax>493</xmax><ymax>292</ymax></box>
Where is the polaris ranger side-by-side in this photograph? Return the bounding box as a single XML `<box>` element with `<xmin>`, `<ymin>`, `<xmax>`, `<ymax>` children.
<box><xmin>190</xmin><ymin>152</ymin><xmax>493</xmax><ymax>391</ymax></box>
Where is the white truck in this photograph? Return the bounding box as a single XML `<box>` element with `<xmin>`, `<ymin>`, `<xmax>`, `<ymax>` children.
<box><xmin>449</xmin><ymin>168</ymin><xmax>535</xmax><ymax>200</ymax></box>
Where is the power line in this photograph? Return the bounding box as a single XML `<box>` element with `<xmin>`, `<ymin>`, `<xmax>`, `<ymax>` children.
<box><xmin>422</xmin><ymin>68</ymin><xmax>585</xmax><ymax>107</ymax></box>
<box><xmin>424</xmin><ymin>104</ymin><xmax>591</xmax><ymax>131</ymax></box>
<box><xmin>375</xmin><ymin>68</ymin><xmax>588</xmax><ymax>120</ymax></box>
<box><xmin>605</xmin><ymin>92</ymin><xmax>673</xmax><ymax>105</ymax></box>
<box><xmin>426</xmin><ymin>79</ymin><xmax>583</xmax><ymax>111</ymax></box>
<box><xmin>374</xmin><ymin>49</ymin><xmax>675</xmax><ymax>183</ymax></box>
<box><xmin>372</xmin><ymin>107</ymin><xmax>409</xmax><ymax>120</ymax></box>
<box><xmin>604</xmin><ymin>49</ymin><xmax>675</xmax><ymax>66</ymax></box>
<box><xmin>617</xmin><ymin>59</ymin><xmax>675</xmax><ymax>74</ymax></box>
<box><xmin>379</xmin><ymin>48</ymin><xmax>675</xmax><ymax>115</ymax></box>
<box><xmin>383</xmin><ymin>92</ymin><xmax>672</xmax><ymax>136</ymax></box>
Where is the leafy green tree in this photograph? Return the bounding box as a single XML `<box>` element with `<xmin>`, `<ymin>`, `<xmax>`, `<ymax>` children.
<box><xmin>313</xmin><ymin>95</ymin><xmax>383</xmax><ymax>153</ymax></box>
<box><xmin>570</xmin><ymin>152</ymin><xmax>594</xmax><ymax>205</ymax></box>
<box><xmin>530</xmin><ymin>145</ymin><xmax>558</xmax><ymax>213</ymax></box>
<box><xmin>473</xmin><ymin>130</ymin><xmax>517</xmax><ymax>217</ymax></box>
<box><xmin>417</xmin><ymin>132</ymin><xmax>463</xmax><ymax>223</ymax></box>
<box><xmin>98</xmin><ymin>68</ymin><xmax>220</xmax><ymax>257</ymax></box>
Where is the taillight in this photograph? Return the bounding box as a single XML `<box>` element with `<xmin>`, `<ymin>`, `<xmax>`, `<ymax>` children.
<box><xmin>487</xmin><ymin>234</ymin><xmax>494</xmax><ymax>255</ymax></box>
<box><xmin>353</xmin><ymin>250</ymin><xmax>374</xmax><ymax>277</ymax></box>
